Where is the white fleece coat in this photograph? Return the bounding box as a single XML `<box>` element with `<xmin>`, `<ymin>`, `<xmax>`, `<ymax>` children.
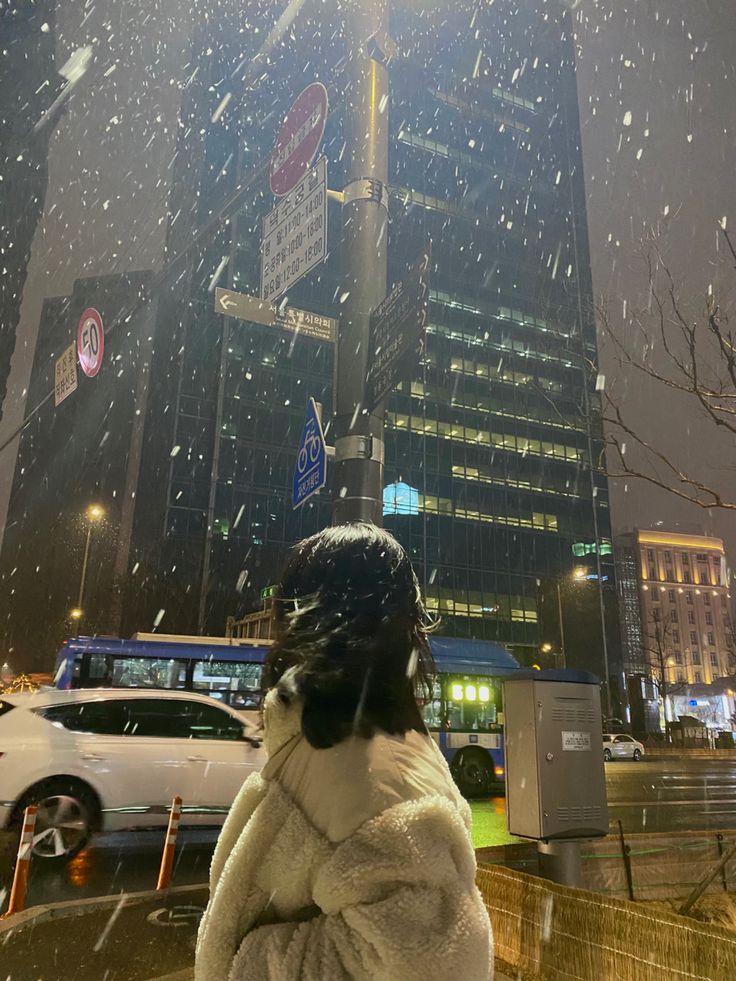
<box><xmin>195</xmin><ymin>689</ymin><xmax>493</xmax><ymax>981</ymax></box>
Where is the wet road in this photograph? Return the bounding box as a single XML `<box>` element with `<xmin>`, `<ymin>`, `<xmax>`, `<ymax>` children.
<box><xmin>605</xmin><ymin>757</ymin><xmax>736</xmax><ymax>835</ymax></box>
<box><xmin>4</xmin><ymin>758</ymin><xmax>736</xmax><ymax>909</ymax></box>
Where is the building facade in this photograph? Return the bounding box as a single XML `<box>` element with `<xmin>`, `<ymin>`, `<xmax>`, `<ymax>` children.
<box><xmin>618</xmin><ymin>529</ymin><xmax>735</xmax><ymax>688</ymax></box>
<box><xmin>1</xmin><ymin>1</ymin><xmax>616</xmax><ymax>678</ymax></box>
<box><xmin>153</xmin><ymin>0</ymin><xmax>614</xmax><ymax>671</ymax></box>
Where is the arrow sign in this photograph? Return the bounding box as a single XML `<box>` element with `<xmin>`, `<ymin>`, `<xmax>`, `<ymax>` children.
<box><xmin>365</xmin><ymin>247</ymin><xmax>431</xmax><ymax>412</ymax></box>
<box><xmin>215</xmin><ymin>287</ymin><xmax>275</xmax><ymax>325</ymax></box>
<box><xmin>214</xmin><ymin>288</ymin><xmax>335</xmax><ymax>342</ymax></box>
<box><xmin>292</xmin><ymin>398</ymin><xmax>327</xmax><ymax>509</ymax></box>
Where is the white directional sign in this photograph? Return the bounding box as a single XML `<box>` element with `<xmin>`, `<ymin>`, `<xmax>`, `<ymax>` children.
<box><xmin>261</xmin><ymin>157</ymin><xmax>326</xmax><ymax>303</ymax></box>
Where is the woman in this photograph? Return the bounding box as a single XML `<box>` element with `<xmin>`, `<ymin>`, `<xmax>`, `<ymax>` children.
<box><xmin>196</xmin><ymin>523</ymin><xmax>493</xmax><ymax>981</ymax></box>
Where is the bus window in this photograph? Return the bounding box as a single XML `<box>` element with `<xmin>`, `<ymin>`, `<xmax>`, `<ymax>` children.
<box><xmin>84</xmin><ymin>654</ymin><xmax>188</xmax><ymax>690</ymax></box>
<box><xmin>420</xmin><ymin>677</ymin><xmax>444</xmax><ymax>728</ymax></box>
<box><xmin>443</xmin><ymin>678</ymin><xmax>499</xmax><ymax>731</ymax></box>
<box><xmin>192</xmin><ymin>660</ymin><xmax>263</xmax><ymax>708</ymax></box>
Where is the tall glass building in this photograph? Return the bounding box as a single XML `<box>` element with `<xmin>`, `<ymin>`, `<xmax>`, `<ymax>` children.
<box><xmin>129</xmin><ymin>0</ymin><xmax>612</xmax><ymax>673</ymax></box>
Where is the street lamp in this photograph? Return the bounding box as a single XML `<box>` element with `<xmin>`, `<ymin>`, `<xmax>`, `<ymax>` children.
<box><xmin>76</xmin><ymin>504</ymin><xmax>104</xmax><ymax>633</ymax></box>
<box><xmin>555</xmin><ymin>568</ymin><xmax>593</xmax><ymax>673</ymax></box>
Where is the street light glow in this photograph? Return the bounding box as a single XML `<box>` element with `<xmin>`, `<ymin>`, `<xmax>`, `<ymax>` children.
<box><xmin>87</xmin><ymin>504</ymin><xmax>105</xmax><ymax>521</ymax></box>
<box><xmin>573</xmin><ymin>567</ymin><xmax>586</xmax><ymax>579</ymax></box>
<box><xmin>541</xmin><ymin>642</ymin><xmax>553</xmax><ymax>653</ymax></box>
<box><xmin>69</xmin><ymin>608</ymin><xmax>83</xmax><ymax>620</ymax></box>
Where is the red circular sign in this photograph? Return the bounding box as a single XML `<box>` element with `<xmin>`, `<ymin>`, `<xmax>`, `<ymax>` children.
<box><xmin>270</xmin><ymin>82</ymin><xmax>328</xmax><ymax>197</ymax></box>
<box><xmin>77</xmin><ymin>307</ymin><xmax>104</xmax><ymax>378</ymax></box>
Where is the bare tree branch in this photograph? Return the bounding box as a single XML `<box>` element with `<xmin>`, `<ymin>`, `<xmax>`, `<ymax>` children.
<box><xmin>598</xmin><ymin>224</ymin><xmax>736</xmax><ymax>509</ymax></box>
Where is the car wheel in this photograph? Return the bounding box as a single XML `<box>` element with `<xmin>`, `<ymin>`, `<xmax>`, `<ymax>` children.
<box><xmin>633</xmin><ymin>749</ymin><xmax>642</xmax><ymax>761</ymax></box>
<box><xmin>451</xmin><ymin>749</ymin><xmax>494</xmax><ymax>798</ymax></box>
<box><xmin>12</xmin><ymin>778</ymin><xmax>99</xmax><ymax>861</ymax></box>
<box><xmin>603</xmin><ymin>748</ymin><xmax>612</xmax><ymax>762</ymax></box>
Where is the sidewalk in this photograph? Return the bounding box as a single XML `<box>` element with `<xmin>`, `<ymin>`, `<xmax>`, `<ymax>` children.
<box><xmin>1</xmin><ymin>881</ymin><xmax>516</xmax><ymax>981</ymax></box>
<box><xmin>1</xmin><ymin>885</ymin><xmax>207</xmax><ymax>981</ymax></box>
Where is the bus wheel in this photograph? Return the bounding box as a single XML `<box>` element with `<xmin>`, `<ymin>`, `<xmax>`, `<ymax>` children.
<box><xmin>451</xmin><ymin>749</ymin><xmax>493</xmax><ymax>799</ymax></box>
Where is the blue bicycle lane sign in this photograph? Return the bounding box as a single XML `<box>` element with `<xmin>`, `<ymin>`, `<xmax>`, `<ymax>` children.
<box><xmin>292</xmin><ymin>397</ymin><xmax>327</xmax><ymax>508</ymax></box>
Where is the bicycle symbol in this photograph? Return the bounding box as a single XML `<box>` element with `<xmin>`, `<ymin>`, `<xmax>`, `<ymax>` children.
<box><xmin>297</xmin><ymin>427</ymin><xmax>321</xmax><ymax>474</ymax></box>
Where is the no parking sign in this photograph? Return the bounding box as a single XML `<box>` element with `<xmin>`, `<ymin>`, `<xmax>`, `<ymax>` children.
<box><xmin>77</xmin><ymin>307</ymin><xmax>104</xmax><ymax>377</ymax></box>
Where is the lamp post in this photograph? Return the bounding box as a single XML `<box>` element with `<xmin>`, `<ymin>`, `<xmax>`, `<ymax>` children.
<box><xmin>76</xmin><ymin>505</ymin><xmax>104</xmax><ymax>632</ymax></box>
<box><xmin>552</xmin><ymin>568</ymin><xmax>586</xmax><ymax>671</ymax></box>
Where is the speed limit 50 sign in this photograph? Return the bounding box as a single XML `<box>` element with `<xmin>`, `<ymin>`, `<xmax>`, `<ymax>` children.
<box><xmin>77</xmin><ymin>307</ymin><xmax>104</xmax><ymax>377</ymax></box>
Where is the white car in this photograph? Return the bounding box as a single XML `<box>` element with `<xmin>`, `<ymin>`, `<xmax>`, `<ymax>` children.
<box><xmin>0</xmin><ymin>688</ymin><xmax>265</xmax><ymax>859</ymax></box>
<box><xmin>602</xmin><ymin>733</ymin><xmax>645</xmax><ymax>762</ymax></box>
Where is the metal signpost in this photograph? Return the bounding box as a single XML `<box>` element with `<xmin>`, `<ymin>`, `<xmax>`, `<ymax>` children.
<box><xmin>293</xmin><ymin>397</ymin><xmax>327</xmax><ymax>508</ymax></box>
<box><xmin>365</xmin><ymin>248</ymin><xmax>430</xmax><ymax>412</ymax></box>
<box><xmin>54</xmin><ymin>343</ymin><xmax>78</xmax><ymax>406</ymax></box>
<box><xmin>261</xmin><ymin>156</ymin><xmax>327</xmax><ymax>303</ymax></box>
<box><xmin>270</xmin><ymin>81</ymin><xmax>328</xmax><ymax>197</ymax></box>
<box><xmin>76</xmin><ymin>307</ymin><xmax>105</xmax><ymax>378</ymax></box>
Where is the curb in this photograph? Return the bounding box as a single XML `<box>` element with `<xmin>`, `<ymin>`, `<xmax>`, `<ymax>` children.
<box><xmin>0</xmin><ymin>882</ymin><xmax>208</xmax><ymax>934</ymax></box>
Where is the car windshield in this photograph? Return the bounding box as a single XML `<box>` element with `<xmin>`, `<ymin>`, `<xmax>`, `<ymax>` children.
<box><xmin>1</xmin><ymin>2</ymin><xmax>735</xmax><ymax>977</ymax></box>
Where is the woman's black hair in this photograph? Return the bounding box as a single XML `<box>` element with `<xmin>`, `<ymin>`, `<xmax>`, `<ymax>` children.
<box><xmin>263</xmin><ymin>523</ymin><xmax>436</xmax><ymax>749</ymax></box>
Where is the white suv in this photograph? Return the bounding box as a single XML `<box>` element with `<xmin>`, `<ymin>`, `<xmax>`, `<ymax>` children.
<box><xmin>0</xmin><ymin>689</ymin><xmax>265</xmax><ymax>859</ymax></box>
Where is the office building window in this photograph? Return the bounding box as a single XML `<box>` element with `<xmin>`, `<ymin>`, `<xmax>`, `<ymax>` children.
<box><xmin>704</xmin><ymin>594</ymin><xmax>711</xmax><ymax>607</ymax></box>
<box><xmin>668</xmin><ymin>590</ymin><xmax>676</xmax><ymax>603</ymax></box>
<box><xmin>705</xmin><ymin>613</ymin><xmax>713</xmax><ymax>625</ymax></box>
<box><xmin>694</xmin><ymin>672</ymin><xmax>702</xmax><ymax>683</ymax></box>
<box><xmin>692</xmin><ymin>651</ymin><xmax>701</xmax><ymax>665</ymax></box>
<box><xmin>671</xmin><ymin>610</ymin><xmax>678</xmax><ymax>623</ymax></box>
<box><xmin>710</xmin><ymin>653</ymin><xmax>719</xmax><ymax>667</ymax></box>
<box><xmin>674</xmin><ymin>652</ymin><xmax>683</xmax><ymax>665</ymax></box>
<box><xmin>683</xmin><ymin>571</ymin><xmax>691</xmax><ymax>583</ymax></box>
<box><xmin>677</xmin><ymin>671</ymin><xmax>685</xmax><ymax>682</ymax></box>
<box><xmin>690</xmin><ymin>630</ymin><xmax>698</xmax><ymax>644</ymax></box>
<box><xmin>672</xmin><ymin>629</ymin><xmax>680</xmax><ymax>643</ymax></box>
<box><xmin>688</xmin><ymin>611</ymin><xmax>695</xmax><ymax>625</ymax></box>
<box><xmin>708</xmin><ymin>632</ymin><xmax>715</xmax><ymax>646</ymax></box>
<box><xmin>686</xmin><ymin>592</ymin><xmax>693</xmax><ymax>605</ymax></box>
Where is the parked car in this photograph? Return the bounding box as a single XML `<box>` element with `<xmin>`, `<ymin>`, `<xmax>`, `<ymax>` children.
<box><xmin>0</xmin><ymin>688</ymin><xmax>265</xmax><ymax>860</ymax></box>
<box><xmin>602</xmin><ymin>732</ymin><xmax>645</xmax><ymax>762</ymax></box>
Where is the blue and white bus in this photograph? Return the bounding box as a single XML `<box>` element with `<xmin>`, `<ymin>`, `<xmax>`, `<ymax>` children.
<box><xmin>54</xmin><ymin>632</ymin><xmax>519</xmax><ymax>797</ymax></box>
<box><xmin>422</xmin><ymin>637</ymin><xmax>519</xmax><ymax>796</ymax></box>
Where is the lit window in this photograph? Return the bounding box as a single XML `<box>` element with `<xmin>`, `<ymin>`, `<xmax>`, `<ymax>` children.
<box><xmin>451</xmin><ymin>683</ymin><xmax>463</xmax><ymax>701</ymax></box>
<box><xmin>479</xmin><ymin>685</ymin><xmax>490</xmax><ymax>702</ymax></box>
<box><xmin>465</xmin><ymin>684</ymin><xmax>477</xmax><ymax>701</ymax></box>
<box><xmin>383</xmin><ymin>482</ymin><xmax>420</xmax><ymax>516</ymax></box>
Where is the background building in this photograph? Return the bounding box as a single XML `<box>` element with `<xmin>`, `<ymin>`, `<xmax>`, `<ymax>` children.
<box><xmin>0</xmin><ymin>0</ymin><xmax>616</xmax><ymax>680</ymax></box>
<box><xmin>617</xmin><ymin>528</ymin><xmax>736</xmax><ymax>735</ymax></box>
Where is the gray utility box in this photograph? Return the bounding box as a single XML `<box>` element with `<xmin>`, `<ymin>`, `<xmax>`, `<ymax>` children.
<box><xmin>504</xmin><ymin>673</ymin><xmax>608</xmax><ymax>840</ymax></box>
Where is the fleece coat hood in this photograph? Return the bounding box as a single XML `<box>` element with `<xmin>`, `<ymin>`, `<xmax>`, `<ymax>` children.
<box><xmin>195</xmin><ymin>688</ymin><xmax>493</xmax><ymax>981</ymax></box>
